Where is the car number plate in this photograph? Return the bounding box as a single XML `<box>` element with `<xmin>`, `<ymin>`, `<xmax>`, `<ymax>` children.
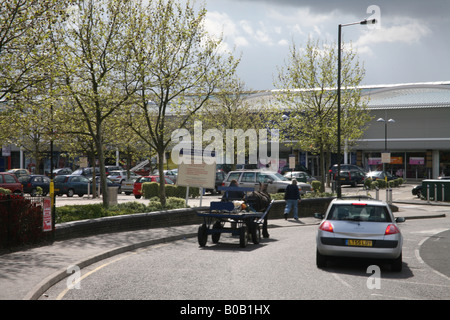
<box><xmin>346</xmin><ymin>239</ymin><xmax>373</xmax><ymax>247</ymax></box>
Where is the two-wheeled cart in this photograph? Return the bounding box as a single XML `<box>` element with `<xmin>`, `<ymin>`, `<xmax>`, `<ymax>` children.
<box><xmin>196</xmin><ymin>186</ymin><xmax>274</xmax><ymax>248</ymax></box>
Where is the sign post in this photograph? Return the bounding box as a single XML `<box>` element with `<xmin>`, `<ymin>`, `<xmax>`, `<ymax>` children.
<box><xmin>43</xmin><ymin>197</ymin><xmax>52</xmax><ymax>232</ymax></box>
<box><xmin>177</xmin><ymin>150</ymin><xmax>216</xmax><ymax>206</ymax></box>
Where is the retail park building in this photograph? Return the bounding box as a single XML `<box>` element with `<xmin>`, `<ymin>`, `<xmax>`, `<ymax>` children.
<box><xmin>1</xmin><ymin>81</ymin><xmax>450</xmax><ymax>181</ymax></box>
<box><xmin>244</xmin><ymin>81</ymin><xmax>450</xmax><ymax>180</ymax></box>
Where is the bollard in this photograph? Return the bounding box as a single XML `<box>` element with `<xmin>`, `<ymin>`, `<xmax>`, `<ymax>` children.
<box><xmin>442</xmin><ymin>184</ymin><xmax>445</xmax><ymax>202</ymax></box>
<box><xmin>427</xmin><ymin>184</ymin><xmax>430</xmax><ymax>203</ymax></box>
<box><xmin>376</xmin><ymin>187</ymin><xmax>379</xmax><ymax>200</ymax></box>
<box><xmin>389</xmin><ymin>188</ymin><xmax>393</xmax><ymax>204</ymax></box>
<box><xmin>435</xmin><ymin>184</ymin><xmax>438</xmax><ymax>203</ymax></box>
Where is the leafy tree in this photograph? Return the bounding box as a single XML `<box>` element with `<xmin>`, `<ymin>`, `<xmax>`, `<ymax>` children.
<box><xmin>126</xmin><ymin>0</ymin><xmax>239</xmax><ymax>206</ymax></box>
<box><xmin>0</xmin><ymin>0</ymin><xmax>62</xmax><ymax>102</ymax></box>
<box><xmin>49</xmin><ymin>0</ymin><xmax>139</xmax><ymax>207</ymax></box>
<box><xmin>274</xmin><ymin>38</ymin><xmax>372</xmax><ymax>190</ymax></box>
<box><xmin>195</xmin><ymin>76</ymin><xmax>272</xmax><ymax>169</ymax></box>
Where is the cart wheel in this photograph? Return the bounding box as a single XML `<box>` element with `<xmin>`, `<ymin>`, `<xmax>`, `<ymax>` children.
<box><xmin>212</xmin><ymin>221</ymin><xmax>222</xmax><ymax>243</ymax></box>
<box><xmin>251</xmin><ymin>223</ymin><xmax>261</xmax><ymax>244</ymax></box>
<box><xmin>198</xmin><ymin>224</ymin><xmax>208</xmax><ymax>247</ymax></box>
<box><xmin>239</xmin><ymin>226</ymin><xmax>248</xmax><ymax>248</ymax></box>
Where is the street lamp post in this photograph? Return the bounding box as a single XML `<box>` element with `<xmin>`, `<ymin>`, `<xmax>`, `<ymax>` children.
<box><xmin>377</xmin><ymin>117</ymin><xmax>395</xmax><ymax>171</ymax></box>
<box><xmin>336</xmin><ymin>18</ymin><xmax>376</xmax><ymax>198</ymax></box>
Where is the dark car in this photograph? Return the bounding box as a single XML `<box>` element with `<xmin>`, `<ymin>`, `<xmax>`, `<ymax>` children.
<box><xmin>54</xmin><ymin>175</ymin><xmax>91</xmax><ymax>197</ymax></box>
<box><xmin>19</xmin><ymin>175</ymin><xmax>50</xmax><ymax>196</ymax></box>
<box><xmin>206</xmin><ymin>170</ymin><xmax>227</xmax><ymax>194</ymax></box>
<box><xmin>0</xmin><ymin>172</ymin><xmax>23</xmax><ymax>195</ymax></box>
<box><xmin>280</xmin><ymin>164</ymin><xmax>310</xmax><ymax>175</ymax></box>
<box><xmin>329</xmin><ymin>164</ymin><xmax>365</xmax><ymax>180</ymax></box>
<box><xmin>337</xmin><ymin>170</ymin><xmax>366</xmax><ymax>187</ymax></box>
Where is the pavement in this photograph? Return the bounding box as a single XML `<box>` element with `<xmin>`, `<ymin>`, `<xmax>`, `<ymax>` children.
<box><xmin>0</xmin><ymin>183</ymin><xmax>448</xmax><ymax>300</ymax></box>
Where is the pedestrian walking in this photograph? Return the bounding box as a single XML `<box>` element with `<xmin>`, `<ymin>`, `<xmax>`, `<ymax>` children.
<box><xmin>284</xmin><ymin>179</ymin><xmax>301</xmax><ymax>220</ymax></box>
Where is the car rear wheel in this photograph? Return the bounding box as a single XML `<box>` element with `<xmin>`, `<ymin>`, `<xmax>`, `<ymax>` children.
<box><xmin>316</xmin><ymin>249</ymin><xmax>328</xmax><ymax>268</ymax></box>
<box><xmin>391</xmin><ymin>252</ymin><xmax>402</xmax><ymax>272</ymax></box>
<box><xmin>67</xmin><ymin>189</ymin><xmax>74</xmax><ymax>197</ymax></box>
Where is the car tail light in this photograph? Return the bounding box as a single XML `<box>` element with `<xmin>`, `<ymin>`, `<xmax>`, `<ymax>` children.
<box><xmin>352</xmin><ymin>203</ymin><xmax>367</xmax><ymax>206</ymax></box>
<box><xmin>319</xmin><ymin>221</ymin><xmax>334</xmax><ymax>233</ymax></box>
<box><xmin>385</xmin><ymin>224</ymin><xmax>400</xmax><ymax>235</ymax></box>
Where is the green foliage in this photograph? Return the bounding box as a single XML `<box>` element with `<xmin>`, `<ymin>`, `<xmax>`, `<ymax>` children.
<box><xmin>0</xmin><ymin>188</ymin><xmax>12</xmax><ymax>195</ymax></box>
<box><xmin>56</xmin><ymin>198</ymin><xmax>188</xmax><ymax>223</ymax></box>
<box><xmin>311</xmin><ymin>180</ymin><xmax>323</xmax><ymax>193</ymax></box>
<box><xmin>141</xmin><ymin>182</ymin><xmax>200</xmax><ymax>199</ymax></box>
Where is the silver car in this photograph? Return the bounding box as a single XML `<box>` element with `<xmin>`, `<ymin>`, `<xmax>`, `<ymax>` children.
<box><xmin>315</xmin><ymin>198</ymin><xmax>404</xmax><ymax>271</ymax></box>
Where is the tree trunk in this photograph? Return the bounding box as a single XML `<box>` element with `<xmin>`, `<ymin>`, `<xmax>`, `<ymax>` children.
<box><xmin>157</xmin><ymin>149</ymin><xmax>166</xmax><ymax>207</ymax></box>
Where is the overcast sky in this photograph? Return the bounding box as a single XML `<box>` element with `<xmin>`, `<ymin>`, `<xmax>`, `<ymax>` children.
<box><xmin>202</xmin><ymin>0</ymin><xmax>450</xmax><ymax>90</ymax></box>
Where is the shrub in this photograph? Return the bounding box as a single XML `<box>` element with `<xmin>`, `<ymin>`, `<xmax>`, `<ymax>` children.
<box><xmin>370</xmin><ymin>181</ymin><xmax>379</xmax><ymax>190</ymax></box>
<box><xmin>142</xmin><ymin>182</ymin><xmax>159</xmax><ymax>199</ymax></box>
<box><xmin>377</xmin><ymin>179</ymin><xmax>387</xmax><ymax>189</ymax></box>
<box><xmin>0</xmin><ymin>187</ymin><xmax>11</xmax><ymax>195</ymax></box>
<box><xmin>141</xmin><ymin>182</ymin><xmax>200</xmax><ymax>199</ymax></box>
<box><xmin>311</xmin><ymin>181</ymin><xmax>323</xmax><ymax>193</ymax></box>
<box><xmin>0</xmin><ymin>194</ymin><xmax>48</xmax><ymax>248</ymax></box>
<box><xmin>364</xmin><ymin>179</ymin><xmax>373</xmax><ymax>190</ymax></box>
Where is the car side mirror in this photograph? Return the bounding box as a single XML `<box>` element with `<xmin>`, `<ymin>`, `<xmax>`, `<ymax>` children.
<box><xmin>395</xmin><ymin>217</ymin><xmax>405</xmax><ymax>223</ymax></box>
<box><xmin>314</xmin><ymin>213</ymin><xmax>324</xmax><ymax>219</ymax></box>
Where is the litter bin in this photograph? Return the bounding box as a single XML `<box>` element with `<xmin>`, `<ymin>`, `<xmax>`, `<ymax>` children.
<box><xmin>422</xmin><ymin>179</ymin><xmax>450</xmax><ymax>202</ymax></box>
<box><xmin>108</xmin><ymin>186</ymin><xmax>119</xmax><ymax>205</ymax></box>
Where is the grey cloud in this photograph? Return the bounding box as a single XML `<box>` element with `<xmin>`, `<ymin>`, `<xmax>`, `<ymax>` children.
<box><xmin>231</xmin><ymin>0</ymin><xmax>450</xmax><ymax>19</ymax></box>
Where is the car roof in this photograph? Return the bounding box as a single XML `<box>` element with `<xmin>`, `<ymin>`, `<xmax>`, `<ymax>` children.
<box><xmin>330</xmin><ymin>198</ymin><xmax>388</xmax><ymax>206</ymax></box>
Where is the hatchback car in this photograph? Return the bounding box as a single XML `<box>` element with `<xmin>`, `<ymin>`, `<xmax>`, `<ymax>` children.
<box><xmin>283</xmin><ymin>171</ymin><xmax>317</xmax><ymax>184</ymax></box>
<box><xmin>0</xmin><ymin>172</ymin><xmax>23</xmax><ymax>195</ymax></box>
<box><xmin>338</xmin><ymin>170</ymin><xmax>366</xmax><ymax>187</ymax></box>
<box><xmin>54</xmin><ymin>175</ymin><xmax>90</xmax><ymax>197</ymax></box>
<box><xmin>133</xmin><ymin>175</ymin><xmax>175</xmax><ymax>199</ymax></box>
<box><xmin>107</xmin><ymin>170</ymin><xmax>140</xmax><ymax>184</ymax></box>
<box><xmin>315</xmin><ymin>198</ymin><xmax>404</xmax><ymax>271</ymax></box>
<box><xmin>19</xmin><ymin>174</ymin><xmax>50</xmax><ymax>196</ymax></box>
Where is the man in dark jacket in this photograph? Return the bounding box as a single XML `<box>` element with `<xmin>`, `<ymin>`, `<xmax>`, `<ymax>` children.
<box><xmin>284</xmin><ymin>179</ymin><xmax>301</xmax><ymax>220</ymax></box>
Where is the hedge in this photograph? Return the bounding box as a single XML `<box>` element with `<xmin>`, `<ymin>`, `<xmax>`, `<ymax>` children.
<box><xmin>0</xmin><ymin>194</ymin><xmax>50</xmax><ymax>249</ymax></box>
<box><xmin>364</xmin><ymin>178</ymin><xmax>405</xmax><ymax>190</ymax></box>
<box><xmin>56</xmin><ymin>198</ymin><xmax>187</xmax><ymax>223</ymax></box>
<box><xmin>141</xmin><ymin>182</ymin><xmax>200</xmax><ymax>199</ymax></box>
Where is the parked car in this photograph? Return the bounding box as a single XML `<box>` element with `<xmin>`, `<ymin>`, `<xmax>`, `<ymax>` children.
<box><xmin>133</xmin><ymin>175</ymin><xmax>175</xmax><ymax>199</ymax></box>
<box><xmin>52</xmin><ymin>168</ymin><xmax>73</xmax><ymax>176</ymax></box>
<box><xmin>152</xmin><ymin>169</ymin><xmax>178</xmax><ymax>183</ymax></box>
<box><xmin>315</xmin><ymin>198</ymin><xmax>405</xmax><ymax>271</ymax></box>
<box><xmin>104</xmin><ymin>165</ymin><xmax>123</xmax><ymax>175</ymax></box>
<box><xmin>280</xmin><ymin>164</ymin><xmax>310</xmax><ymax>175</ymax></box>
<box><xmin>107</xmin><ymin>170</ymin><xmax>140</xmax><ymax>184</ymax></box>
<box><xmin>89</xmin><ymin>177</ymin><xmax>122</xmax><ymax>194</ymax></box>
<box><xmin>205</xmin><ymin>170</ymin><xmax>227</xmax><ymax>194</ymax></box>
<box><xmin>19</xmin><ymin>175</ymin><xmax>50</xmax><ymax>196</ymax></box>
<box><xmin>365</xmin><ymin>171</ymin><xmax>395</xmax><ymax>181</ymax></box>
<box><xmin>283</xmin><ymin>171</ymin><xmax>317</xmax><ymax>184</ymax></box>
<box><xmin>0</xmin><ymin>172</ymin><xmax>23</xmax><ymax>195</ymax></box>
<box><xmin>7</xmin><ymin>168</ymin><xmax>30</xmax><ymax>178</ymax></box>
<box><xmin>71</xmin><ymin>167</ymin><xmax>100</xmax><ymax>178</ymax></box>
<box><xmin>54</xmin><ymin>175</ymin><xmax>90</xmax><ymax>197</ymax></box>
<box><xmin>222</xmin><ymin>170</ymin><xmax>312</xmax><ymax>195</ymax></box>
<box><xmin>329</xmin><ymin>164</ymin><xmax>365</xmax><ymax>180</ymax></box>
<box><xmin>337</xmin><ymin>170</ymin><xmax>366</xmax><ymax>187</ymax></box>
<box><xmin>121</xmin><ymin>178</ymin><xmax>138</xmax><ymax>195</ymax></box>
